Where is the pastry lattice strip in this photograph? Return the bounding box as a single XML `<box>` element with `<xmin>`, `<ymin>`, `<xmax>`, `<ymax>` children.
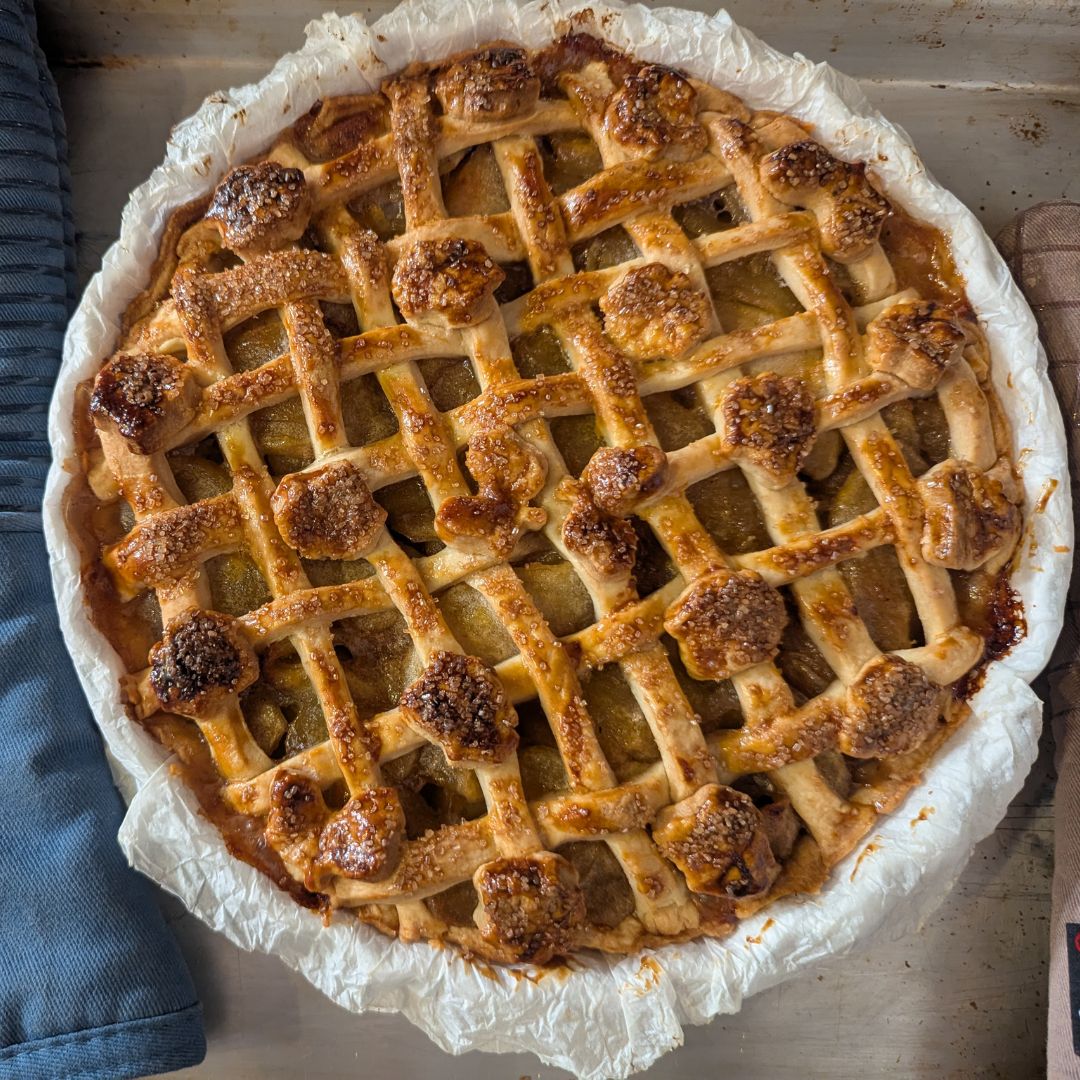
<box><xmin>86</xmin><ymin>38</ymin><xmax>1022</xmax><ymax>959</ymax></box>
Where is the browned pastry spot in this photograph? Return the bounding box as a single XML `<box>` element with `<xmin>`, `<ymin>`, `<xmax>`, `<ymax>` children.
<box><xmin>435</xmin><ymin>45</ymin><xmax>540</xmax><ymax>122</ymax></box>
<box><xmin>720</xmin><ymin>372</ymin><xmax>816</xmax><ymax>487</ymax></box>
<box><xmin>435</xmin><ymin>494</ymin><xmax>519</xmax><ymax>558</ymax></box>
<box><xmin>271</xmin><ymin>459</ymin><xmax>386</xmax><ymax>560</ymax></box>
<box><xmin>760</xmin><ymin>140</ymin><xmax>888</xmax><ymax>262</ymax></box>
<box><xmin>603</xmin><ymin>64</ymin><xmax>707</xmax><ymax>161</ymax></box>
<box><xmin>265</xmin><ymin>769</ymin><xmax>329</xmax><ymax>879</ymax></box>
<box><xmin>842</xmin><ymin>654</ymin><xmax>942</xmax><ymax>758</ymax></box>
<box><xmin>314</xmin><ymin>786</ymin><xmax>406</xmax><ymax>883</ymax></box>
<box><xmin>292</xmin><ymin>95</ymin><xmax>389</xmax><ymax>161</ymax></box>
<box><xmin>581</xmin><ymin>444</ymin><xmax>667</xmax><ymax>515</ymax></box>
<box><xmin>206</xmin><ymin>161</ymin><xmax>312</xmax><ymax>256</ymax></box>
<box><xmin>391</xmin><ymin>238</ymin><xmax>505</xmax><ymax>328</ymax></box>
<box><xmin>918</xmin><ymin>459</ymin><xmax>1021</xmax><ymax>572</ymax></box>
<box><xmin>473</xmin><ymin>852</ymin><xmax>586</xmax><ymax>963</ymax></box>
<box><xmin>664</xmin><ymin>569</ymin><xmax>787</xmax><ymax>680</ymax></box>
<box><xmin>709</xmin><ymin>114</ymin><xmax>759</xmax><ymax>159</ymax></box>
<box><xmin>561</xmin><ymin>485</ymin><xmax>639</xmax><ymax>581</ymax></box>
<box><xmin>598</xmin><ymin>263</ymin><xmax>709</xmax><ymax>359</ymax></box>
<box><xmin>149</xmin><ymin>609</ymin><xmax>258</xmax><ymax>718</ymax></box>
<box><xmin>436</xmin><ymin>427</ymin><xmax>548</xmax><ymax>557</ymax></box>
<box><xmin>467</xmin><ymin>426</ymin><xmax>547</xmax><ymax>502</ymax></box>
<box><xmin>653</xmin><ymin>785</ymin><xmax>779</xmax><ymax>898</ymax></box>
<box><xmin>399</xmin><ymin>651</ymin><xmax>518</xmax><ymax>765</ymax></box>
<box><xmin>90</xmin><ymin>351</ymin><xmax>199</xmax><ymax>454</ymax></box>
<box><xmin>867</xmin><ymin>300</ymin><xmax>972</xmax><ymax>391</ymax></box>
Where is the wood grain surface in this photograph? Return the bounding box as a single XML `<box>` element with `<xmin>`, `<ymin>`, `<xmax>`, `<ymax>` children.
<box><xmin>39</xmin><ymin>1</ymin><xmax>1073</xmax><ymax>1075</ymax></box>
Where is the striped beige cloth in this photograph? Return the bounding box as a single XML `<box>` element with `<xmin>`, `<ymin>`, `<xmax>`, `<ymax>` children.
<box><xmin>998</xmin><ymin>201</ymin><xmax>1080</xmax><ymax>1079</ymax></box>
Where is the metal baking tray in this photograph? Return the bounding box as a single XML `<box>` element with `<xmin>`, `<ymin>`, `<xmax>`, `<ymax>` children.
<box><xmin>38</xmin><ymin>1</ymin><xmax>1074</xmax><ymax>1075</ymax></box>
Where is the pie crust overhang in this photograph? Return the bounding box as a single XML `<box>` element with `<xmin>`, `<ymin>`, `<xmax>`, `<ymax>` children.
<box><xmin>69</xmin><ymin>33</ymin><xmax>1026</xmax><ymax>965</ymax></box>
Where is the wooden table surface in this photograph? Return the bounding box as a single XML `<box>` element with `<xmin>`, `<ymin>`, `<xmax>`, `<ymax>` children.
<box><xmin>38</xmin><ymin>1</ymin><xmax>1075</xmax><ymax>1075</ymax></box>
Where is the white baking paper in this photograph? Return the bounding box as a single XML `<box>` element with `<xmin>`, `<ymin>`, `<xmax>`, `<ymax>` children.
<box><xmin>42</xmin><ymin>2</ymin><xmax>1072</xmax><ymax>1076</ymax></box>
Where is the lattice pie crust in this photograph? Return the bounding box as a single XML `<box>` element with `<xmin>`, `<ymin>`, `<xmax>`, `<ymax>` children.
<box><xmin>70</xmin><ymin>35</ymin><xmax>1024</xmax><ymax>964</ymax></box>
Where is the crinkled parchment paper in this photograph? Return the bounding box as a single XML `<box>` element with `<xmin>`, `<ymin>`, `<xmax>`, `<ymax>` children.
<box><xmin>42</xmin><ymin>2</ymin><xmax>1071</xmax><ymax>1076</ymax></box>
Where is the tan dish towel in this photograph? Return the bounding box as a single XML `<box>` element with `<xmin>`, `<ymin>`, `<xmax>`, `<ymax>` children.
<box><xmin>998</xmin><ymin>200</ymin><xmax>1080</xmax><ymax>1079</ymax></box>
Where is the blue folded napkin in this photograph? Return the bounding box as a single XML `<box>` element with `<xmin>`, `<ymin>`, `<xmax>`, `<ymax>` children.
<box><xmin>0</xmin><ymin>2</ymin><xmax>206</xmax><ymax>1077</ymax></box>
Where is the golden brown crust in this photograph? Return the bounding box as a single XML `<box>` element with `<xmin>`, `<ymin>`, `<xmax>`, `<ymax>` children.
<box><xmin>68</xmin><ymin>29</ymin><xmax>1025</xmax><ymax>966</ymax></box>
<box><xmin>473</xmin><ymin>852</ymin><xmax>586</xmax><ymax>963</ymax></box>
<box><xmin>315</xmin><ymin>787</ymin><xmax>406</xmax><ymax>884</ymax></box>
<box><xmin>399</xmin><ymin>651</ymin><xmax>518</xmax><ymax>765</ymax></box>
<box><xmin>867</xmin><ymin>300</ymin><xmax>972</xmax><ymax>391</ymax></box>
<box><xmin>653</xmin><ymin>785</ymin><xmax>779</xmax><ymax>898</ymax></box>
<box><xmin>581</xmin><ymin>444</ymin><xmax>667</xmax><ymax>516</ymax></box>
<box><xmin>466</xmin><ymin>427</ymin><xmax>547</xmax><ymax>503</ymax></box>
<box><xmin>599</xmin><ymin>262</ymin><xmax>709</xmax><ymax>359</ymax></box>
<box><xmin>391</xmin><ymin>238</ymin><xmax>505</xmax><ymax>327</ymax></box>
<box><xmin>90</xmin><ymin>351</ymin><xmax>199</xmax><ymax>454</ymax></box>
<box><xmin>436</xmin><ymin>427</ymin><xmax>548</xmax><ymax>557</ymax></box>
<box><xmin>561</xmin><ymin>484</ymin><xmax>639</xmax><ymax>582</ymax></box>
<box><xmin>292</xmin><ymin>95</ymin><xmax>389</xmax><ymax>162</ymax></box>
<box><xmin>149</xmin><ymin>610</ymin><xmax>258</xmax><ymax>718</ymax></box>
<box><xmin>434</xmin><ymin>45</ymin><xmax>540</xmax><ymax>123</ymax></box>
<box><xmin>106</xmin><ymin>495</ymin><xmax>241</xmax><ymax>590</ymax></box>
<box><xmin>664</xmin><ymin>569</ymin><xmax>787</xmax><ymax>680</ymax></box>
<box><xmin>842</xmin><ymin>654</ymin><xmax>942</xmax><ymax>758</ymax></box>
<box><xmin>719</xmin><ymin>372</ymin><xmax>817</xmax><ymax>487</ymax></box>
<box><xmin>265</xmin><ymin>769</ymin><xmax>329</xmax><ymax>882</ymax></box>
<box><xmin>759</xmin><ymin>140</ymin><xmax>887</xmax><ymax>262</ymax></box>
<box><xmin>918</xmin><ymin>459</ymin><xmax>1022</xmax><ymax>572</ymax></box>
<box><xmin>602</xmin><ymin>64</ymin><xmax>707</xmax><ymax>162</ymax></box>
<box><xmin>207</xmin><ymin>161</ymin><xmax>313</xmax><ymax>256</ymax></box>
<box><xmin>271</xmin><ymin>460</ymin><xmax>386</xmax><ymax>560</ymax></box>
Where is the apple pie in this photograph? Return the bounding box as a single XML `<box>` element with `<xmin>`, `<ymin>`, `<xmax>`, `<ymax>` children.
<box><xmin>68</xmin><ymin>33</ymin><xmax>1025</xmax><ymax>964</ymax></box>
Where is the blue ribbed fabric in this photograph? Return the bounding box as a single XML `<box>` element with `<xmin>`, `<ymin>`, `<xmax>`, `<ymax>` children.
<box><xmin>0</xmin><ymin>3</ymin><xmax>206</xmax><ymax>1077</ymax></box>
